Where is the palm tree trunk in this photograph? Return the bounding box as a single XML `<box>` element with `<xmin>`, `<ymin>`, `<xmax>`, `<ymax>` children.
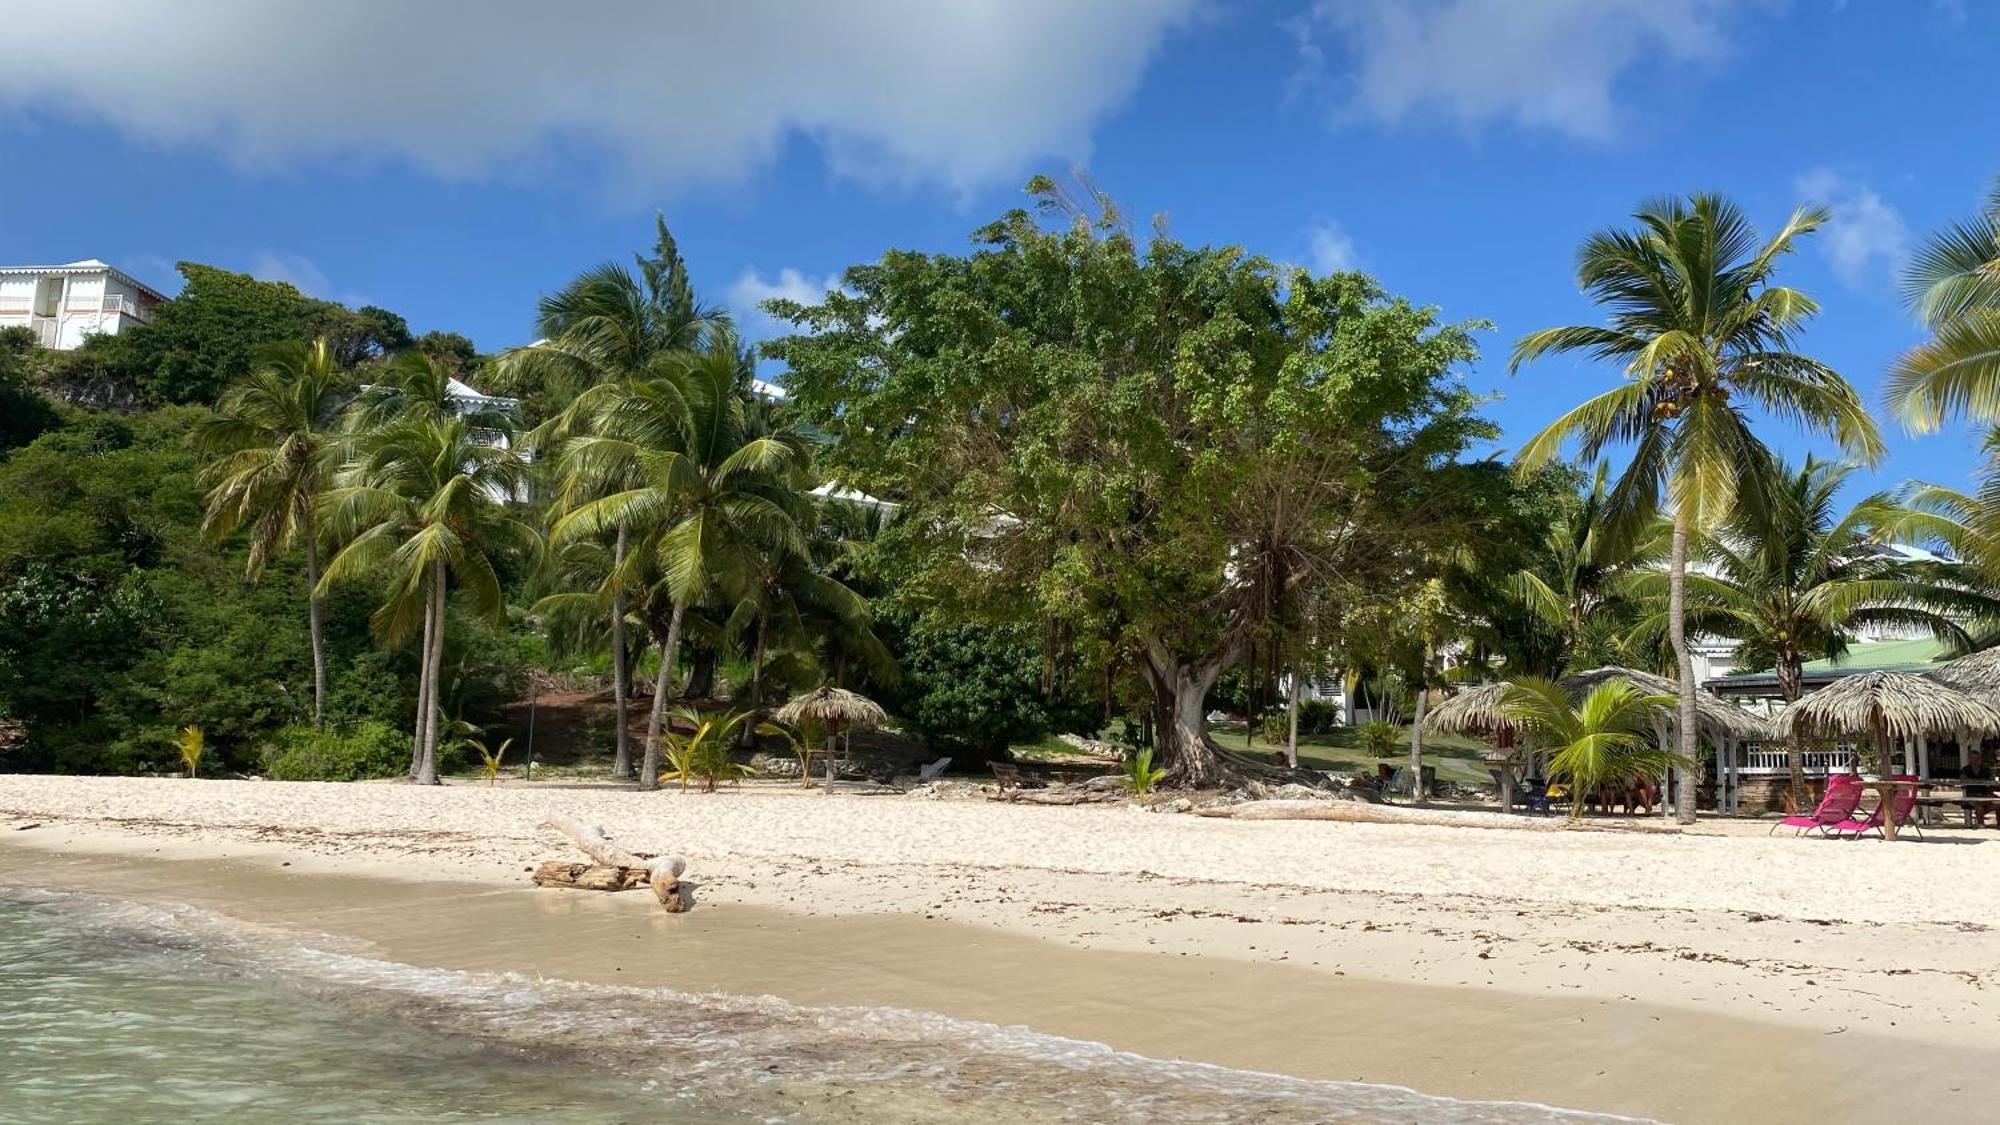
<box><xmin>610</xmin><ymin>523</ymin><xmax>633</xmax><ymax>780</ymax></box>
<box><xmin>304</xmin><ymin>499</ymin><xmax>327</xmax><ymax>729</ymax></box>
<box><xmin>640</xmin><ymin>600</ymin><xmax>687</xmax><ymax>791</ymax></box>
<box><xmin>416</xmin><ymin>560</ymin><xmax>447</xmax><ymax>785</ymax></box>
<box><xmin>1285</xmin><ymin>666</ymin><xmax>1301</xmax><ymax>769</ymax></box>
<box><xmin>1409</xmin><ymin>643</ymin><xmax>1430</xmax><ymax>806</ymax></box>
<box><xmin>1667</xmin><ymin>503</ymin><xmax>1699</xmax><ymax>824</ymax></box>
<box><xmin>1778</xmin><ymin>653</ymin><xmax>1807</xmax><ymax>813</ymax></box>
<box><xmin>410</xmin><ymin>587</ymin><xmax>435</xmax><ymax>779</ymax></box>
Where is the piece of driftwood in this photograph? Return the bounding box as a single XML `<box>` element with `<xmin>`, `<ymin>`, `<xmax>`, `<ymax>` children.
<box><xmin>540</xmin><ymin>816</ymin><xmax>690</xmax><ymax>911</ymax></box>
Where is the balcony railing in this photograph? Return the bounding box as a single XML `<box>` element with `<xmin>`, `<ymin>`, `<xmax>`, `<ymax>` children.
<box><xmin>1740</xmin><ymin>746</ymin><xmax>1858</xmax><ymax>776</ymax></box>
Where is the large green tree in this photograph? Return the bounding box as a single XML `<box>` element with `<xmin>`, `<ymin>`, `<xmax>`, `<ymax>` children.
<box><xmin>195</xmin><ymin>338</ymin><xmax>348</xmax><ymax>726</ymax></box>
<box><xmin>768</xmin><ymin>179</ymin><xmax>1492</xmax><ymax>785</ymax></box>
<box><xmin>1513</xmin><ymin>193</ymin><xmax>1881</xmax><ymax>822</ymax></box>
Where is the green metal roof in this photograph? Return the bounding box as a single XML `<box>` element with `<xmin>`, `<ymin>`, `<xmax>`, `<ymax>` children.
<box><xmin>1716</xmin><ymin>637</ymin><xmax>1950</xmax><ymax>690</ymax></box>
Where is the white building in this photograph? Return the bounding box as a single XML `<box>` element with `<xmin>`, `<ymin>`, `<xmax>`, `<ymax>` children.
<box><xmin>0</xmin><ymin>260</ymin><xmax>167</xmax><ymax>350</ymax></box>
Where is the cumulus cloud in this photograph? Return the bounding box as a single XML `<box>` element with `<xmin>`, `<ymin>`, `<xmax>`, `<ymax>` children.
<box><xmin>1296</xmin><ymin>0</ymin><xmax>1735</xmax><ymax>139</ymax></box>
<box><xmin>0</xmin><ymin>1</ymin><xmax>1196</xmax><ymax>193</ymax></box>
<box><xmin>1306</xmin><ymin>220</ymin><xmax>1358</xmax><ymax>274</ymax></box>
<box><xmin>1795</xmin><ymin>168</ymin><xmax>1909</xmax><ymax>290</ymax></box>
<box><xmin>728</xmin><ymin>266</ymin><xmax>843</xmax><ymax>338</ymax></box>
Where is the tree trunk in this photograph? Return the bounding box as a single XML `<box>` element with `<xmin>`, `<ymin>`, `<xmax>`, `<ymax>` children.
<box><xmin>1409</xmin><ymin>643</ymin><xmax>1430</xmax><ymax>806</ymax></box>
<box><xmin>610</xmin><ymin>523</ymin><xmax>633</xmax><ymax>780</ymax></box>
<box><xmin>1667</xmin><ymin>503</ymin><xmax>1699</xmax><ymax>824</ymax></box>
<box><xmin>409</xmin><ymin>582</ymin><xmax>436</xmax><ymax>779</ymax></box>
<box><xmin>1142</xmin><ymin>650</ymin><xmax>1231</xmax><ymax>787</ymax></box>
<box><xmin>640</xmin><ymin>600</ymin><xmax>687</xmax><ymax>791</ymax></box>
<box><xmin>1778</xmin><ymin>652</ymin><xmax>1806</xmax><ymax>813</ymax></box>
<box><xmin>1285</xmin><ymin>667</ymin><xmax>1301</xmax><ymax>769</ymax></box>
<box><xmin>304</xmin><ymin>499</ymin><xmax>327</xmax><ymax>729</ymax></box>
<box><xmin>415</xmin><ymin>560</ymin><xmax>447</xmax><ymax>785</ymax></box>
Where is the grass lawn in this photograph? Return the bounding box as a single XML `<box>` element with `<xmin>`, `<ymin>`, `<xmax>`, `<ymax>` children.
<box><xmin>1209</xmin><ymin>722</ymin><xmax>1495</xmax><ymax>784</ymax></box>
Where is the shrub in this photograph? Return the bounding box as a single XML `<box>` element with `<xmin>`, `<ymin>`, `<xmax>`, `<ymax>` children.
<box><xmin>261</xmin><ymin>721</ymin><xmax>407</xmax><ymax>781</ymax></box>
<box><xmin>1355</xmin><ymin>719</ymin><xmax>1402</xmax><ymax>758</ymax></box>
<box><xmin>1120</xmin><ymin>747</ymin><xmax>1166</xmax><ymax>795</ymax></box>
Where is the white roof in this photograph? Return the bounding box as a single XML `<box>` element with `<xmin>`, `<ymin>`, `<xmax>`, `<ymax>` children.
<box><xmin>0</xmin><ymin>259</ymin><xmax>169</xmax><ymax>302</ymax></box>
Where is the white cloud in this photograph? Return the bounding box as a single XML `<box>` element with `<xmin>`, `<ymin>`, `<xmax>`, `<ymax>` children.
<box><xmin>0</xmin><ymin>1</ymin><xmax>1197</xmax><ymax>193</ymax></box>
<box><xmin>1297</xmin><ymin>0</ymin><xmax>1734</xmax><ymax>140</ymax></box>
<box><xmin>1795</xmin><ymin>168</ymin><xmax>1909</xmax><ymax>289</ymax></box>
<box><xmin>728</xmin><ymin>266</ymin><xmax>842</xmax><ymax>338</ymax></box>
<box><xmin>1306</xmin><ymin>220</ymin><xmax>1358</xmax><ymax>273</ymax></box>
<box><xmin>246</xmin><ymin>251</ymin><xmax>332</xmax><ymax>299</ymax></box>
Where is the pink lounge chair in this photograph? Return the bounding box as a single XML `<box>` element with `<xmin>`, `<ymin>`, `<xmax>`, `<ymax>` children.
<box><xmin>1771</xmin><ymin>774</ymin><xmax>1862</xmax><ymax>837</ymax></box>
<box><xmin>1831</xmin><ymin>775</ymin><xmax>1925</xmax><ymax>841</ymax></box>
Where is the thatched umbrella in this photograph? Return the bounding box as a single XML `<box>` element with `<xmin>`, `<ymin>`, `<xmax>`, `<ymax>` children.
<box><xmin>1559</xmin><ymin>666</ymin><xmax>1768</xmax><ymax>744</ymax></box>
<box><xmin>1773</xmin><ymin>670</ymin><xmax>2000</xmax><ymax>775</ymax></box>
<box><xmin>775</xmin><ymin>687</ymin><xmax>888</xmax><ymax>794</ymax></box>
<box><xmin>1424</xmin><ymin>682</ymin><xmax>1518</xmax><ymax>741</ymax></box>
<box><xmin>1927</xmin><ymin>647</ymin><xmax>2000</xmax><ymax>707</ymax></box>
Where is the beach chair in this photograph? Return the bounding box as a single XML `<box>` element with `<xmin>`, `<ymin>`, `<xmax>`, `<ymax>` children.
<box><xmin>916</xmin><ymin>756</ymin><xmax>952</xmax><ymax>784</ymax></box>
<box><xmin>1769</xmin><ymin>774</ymin><xmax>1862</xmax><ymax>837</ymax></box>
<box><xmin>1830</xmin><ymin>775</ymin><xmax>1924</xmax><ymax>841</ymax></box>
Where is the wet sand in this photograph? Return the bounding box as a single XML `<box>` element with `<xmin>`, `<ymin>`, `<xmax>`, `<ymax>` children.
<box><xmin>5</xmin><ymin>833</ymin><xmax>1998</xmax><ymax>1124</ymax></box>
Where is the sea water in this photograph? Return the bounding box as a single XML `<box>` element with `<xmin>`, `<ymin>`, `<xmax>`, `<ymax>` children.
<box><xmin>0</xmin><ymin>887</ymin><xmax>1647</xmax><ymax>1123</ymax></box>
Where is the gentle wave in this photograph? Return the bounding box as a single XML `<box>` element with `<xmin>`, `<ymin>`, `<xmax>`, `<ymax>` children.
<box><xmin>0</xmin><ymin>885</ymin><xmax>1655</xmax><ymax>1124</ymax></box>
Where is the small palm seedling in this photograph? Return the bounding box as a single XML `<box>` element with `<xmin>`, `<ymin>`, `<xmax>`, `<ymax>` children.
<box><xmin>472</xmin><ymin>737</ymin><xmax>513</xmax><ymax>786</ymax></box>
<box><xmin>1120</xmin><ymin>747</ymin><xmax>1166</xmax><ymax>795</ymax></box>
<box><xmin>174</xmin><ymin>725</ymin><xmax>205</xmax><ymax>779</ymax></box>
<box><xmin>757</xmin><ymin>720</ymin><xmax>816</xmax><ymax>788</ymax></box>
<box><xmin>659</xmin><ymin>708</ymin><xmax>756</xmax><ymax>792</ymax></box>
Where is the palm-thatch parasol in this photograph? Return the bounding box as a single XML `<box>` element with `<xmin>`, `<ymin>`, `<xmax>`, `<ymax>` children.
<box><xmin>1773</xmin><ymin>669</ymin><xmax>2000</xmax><ymax>774</ymax></box>
<box><xmin>775</xmin><ymin>687</ymin><xmax>888</xmax><ymax>793</ymax></box>
<box><xmin>1926</xmin><ymin>647</ymin><xmax>2000</xmax><ymax>709</ymax></box>
<box><xmin>1424</xmin><ymin>682</ymin><xmax>1518</xmax><ymax>742</ymax></box>
<box><xmin>1559</xmin><ymin>666</ymin><xmax>1768</xmax><ymax>743</ymax></box>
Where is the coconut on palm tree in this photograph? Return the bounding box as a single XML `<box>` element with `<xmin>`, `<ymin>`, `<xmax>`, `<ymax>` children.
<box><xmin>195</xmin><ymin>337</ymin><xmax>348</xmax><ymax>727</ymax></box>
<box><xmin>1513</xmin><ymin>193</ymin><xmax>1883</xmax><ymax>822</ymax></box>
<box><xmin>550</xmin><ymin>335</ymin><xmax>810</xmax><ymax>790</ymax></box>
<box><xmin>318</xmin><ymin>415</ymin><xmax>537</xmax><ymax>783</ymax></box>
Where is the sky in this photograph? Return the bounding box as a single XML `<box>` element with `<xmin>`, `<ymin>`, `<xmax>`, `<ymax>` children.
<box><xmin>1</xmin><ymin>0</ymin><xmax>1994</xmax><ymax>497</ymax></box>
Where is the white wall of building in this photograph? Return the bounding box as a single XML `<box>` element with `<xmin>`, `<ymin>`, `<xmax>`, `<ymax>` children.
<box><xmin>0</xmin><ymin>261</ymin><xmax>162</xmax><ymax>350</ymax></box>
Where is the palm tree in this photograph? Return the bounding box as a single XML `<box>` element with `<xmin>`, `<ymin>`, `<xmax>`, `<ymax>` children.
<box><xmin>1499</xmin><ymin>677</ymin><xmax>1684</xmax><ymax>821</ymax></box>
<box><xmin>1679</xmin><ymin>456</ymin><xmax>1987</xmax><ymax>806</ymax></box>
<box><xmin>551</xmin><ymin>336</ymin><xmax>809</xmax><ymax>790</ymax></box>
<box><xmin>318</xmin><ymin>415</ymin><xmax>536</xmax><ymax>783</ymax></box>
<box><xmin>195</xmin><ymin>337</ymin><xmax>347</xmax><ymax>726</ymax></box>
<box><xmin>496</xmin><ymin>218</ymin><xmax>726</xmax><ymax>779</ymax></box>
<box><xmin>1506</xmin><ymin>461</ymin><xmax>1663</xmax><ymax>676</ymax></box>
<box><xmin>1513</xmin><ymin>193</ymin><xmax>1883</xmax><ymax>822</ymax></box>
<box><xmin>1887</xmin><ymin>180</ymin><xmax>2000</xmax><ymax>430</ymax></box>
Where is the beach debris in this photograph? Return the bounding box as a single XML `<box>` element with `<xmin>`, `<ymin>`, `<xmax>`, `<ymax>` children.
<box><xmin>535</xmin><ymin>815</ymin><xmax>690</xmax><ymax>911</ymax></box>
<box><xmin>989</xmin><ymin>775</ymin><xmax>1128</xmax><ymax>805</ymax></box>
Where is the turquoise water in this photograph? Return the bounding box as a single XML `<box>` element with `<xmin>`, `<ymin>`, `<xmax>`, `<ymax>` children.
<box><xmin>0</xmin><ymin>887</ymin><xmax>1645</xmax><ymax>1123</ymax></box>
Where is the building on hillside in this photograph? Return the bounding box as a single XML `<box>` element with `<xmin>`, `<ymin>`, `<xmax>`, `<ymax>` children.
<box><xmin>0</xmin><ymin>260</ymin><xmax>167</xmax><ymax>350</ymax></box>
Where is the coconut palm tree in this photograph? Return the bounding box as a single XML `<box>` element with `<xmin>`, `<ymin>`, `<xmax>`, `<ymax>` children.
<box><xmin>1887</xmin><ymin>180</ymin><xmax>2000</xmax><ymax>430</ymax></box>
<box><xmin>551</xmin><ymin>336</ymin><xmax>809</xmax><ymax>790</ymax></box>
<box><xmin>1499</xmin><ymin>677</ymin><xmax>1684</xmax><ymax>821</ymax></box>
<box><xmin>1506</xmin><ymin>461</ymin><xmax>1664</xmax><ymax>676</ymax></box>
<box><xmin>1674</xmin><ymin>455</ymin><xmax>1989</xmax><ymax>806</ymax></box>
<box><xmin>195</xmin><ymin>337</ymin><xmax>348</xmax><ymax>727</ymax></box>
<box><xmin>1513</xmin><ymin>192</ymin><xmax>1883</xmax><ymax>821</ymax></box>
<box><xmin>495</xmin><ymin>218</ymin><xmax>727</xmax><ymax>779</ymax></box>
<box><xmin>318</xmin><ymin>415</ymin><xmax>536</xmax><ymax>783</ymax></box>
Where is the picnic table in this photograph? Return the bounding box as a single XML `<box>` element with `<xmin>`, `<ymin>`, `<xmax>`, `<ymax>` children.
<box><xmin>1915</xmin><ymin>784</ymin><xmax>2000</xmax><ymax>827</ymax></box>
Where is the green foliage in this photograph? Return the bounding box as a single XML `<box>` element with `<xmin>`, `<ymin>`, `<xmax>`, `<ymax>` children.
<box><xmin>883</xmin><ymin>612</ymin><xmax>1094</xmax><ymax>756</ymax></box>
<box><xmin>757</xmin><ymin>720</ymin><xmax>816</xmax><ymax>787</ymax></box>
<box><xmin>173</xmin><ymin>725</ymin><xmax>205</xmax><ymax>778</ymax></box>
<box><xmin>260</xmin><ymin>720</ymin><xmax>407</xmax><ymax>781</ymax></box>
<box><xmin>1260</xmin><ymin>698</ymin><xmax>1340</xmax><ymax>742</ymax></box>
<box><xmin>0</xmin><ymin>328</ymin><xmax>62</xmax><ymax>452</ymax></box>
<box><xmin>658</xmin><ymin>708</ymin><xmax>753</xmax><ymax>791</ymax></box>
<box><xmin>1354</xmin><ymin>719</ymin><xmax>1401</xmax><ymax>758</ymax></box>
<box><xmin>1499</xmin><ymin>678</ymin><xmax>1686</xmax><ymax>819</ymax></box>
<box><xmin>1120</xmin><ymin>746</ymin><xmax>1165</xmax><ymax>795</ymax></box>
<box><xmin>469</xmin><ymin>736</ymin><xmax>513</xmax><ymax>785</ymax></box>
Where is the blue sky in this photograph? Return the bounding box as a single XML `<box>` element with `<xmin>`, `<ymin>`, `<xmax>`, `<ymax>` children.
<box><xmin>1</xmin><ymin>0</ymin><xmax>1993</xmax><ymax>496</ymax></box>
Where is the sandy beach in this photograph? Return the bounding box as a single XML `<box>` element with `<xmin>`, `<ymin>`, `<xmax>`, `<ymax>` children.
<box><xmin>5</xmin><ymin>774</ymin><xmax>2000</xmax><ymax>1123</ymax></box>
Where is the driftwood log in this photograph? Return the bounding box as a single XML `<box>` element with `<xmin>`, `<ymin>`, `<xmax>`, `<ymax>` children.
<box><xmin>535</xmin><ymin>816</ymin><xmax>690</xmax><ymax>912</ymax></box>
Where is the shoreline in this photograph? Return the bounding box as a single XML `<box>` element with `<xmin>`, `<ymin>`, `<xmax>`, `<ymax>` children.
<box><xmin>6</xmin><ymin>775</ymin><xmax>2000</xmax><ymax>1122</ymax></box>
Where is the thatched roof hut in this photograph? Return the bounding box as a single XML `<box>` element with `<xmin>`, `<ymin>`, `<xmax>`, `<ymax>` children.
<box><xmin>1424</xmin><ymin>682</ymin><xmax>1518</xmax><ymax>740</ymax></box>
<box><xmin>1773</xmin><ymin>669</ymin><xmax>2000</xmax><ymax>769</ymax></box>
<box><xmin>774</xmin><ymin>686</ymin><xmax>887</xmax><ymax>734</ymax></box>
<box><xmin>1559</xmin><ymin>666</ymin><xmax>1768</xmax><ymax>743</ymax></box>
<box><xmin>1926</xmin><ymin>647</ymin><xmax>2000</xmax><ymax>708</ymax></box>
